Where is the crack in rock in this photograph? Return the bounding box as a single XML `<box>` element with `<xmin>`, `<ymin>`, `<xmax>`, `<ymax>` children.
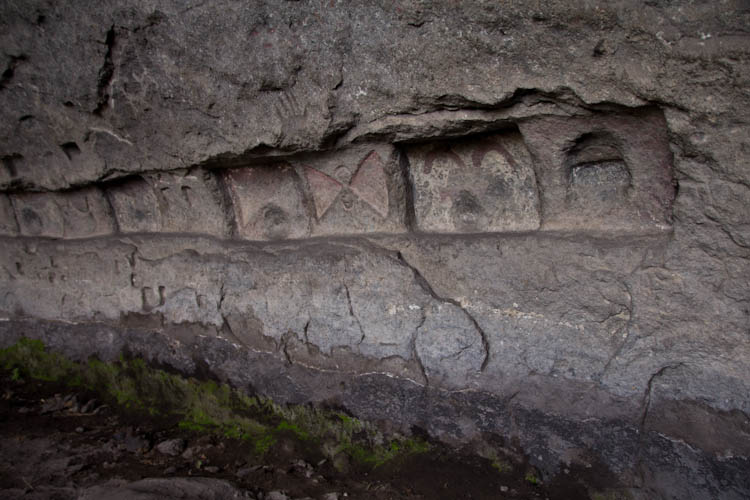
<box><xmin>394</xmin><ymin>250</ymin><xmax>490</xmax><ymax>372</ymax></box>
<box><xmin>640</xmin><ymin>362</ymin><xmax>685</xmax><ymax>431</ymax></box>
<box><xmin>599</xmin><ymin>281</ymin><xmax>635</xmax><ymax>379</ymax></box>
<box><xmin>411</xmin><ymin>308</ymin><xmax>429</xmax><ymax>385</ymax></box>
<box><xmin>343</xmin><ymin>282</ymin><xmax>365</xmax><ymax>345</ymax></box>
<box><xmin>94</xmin><ymin>26</ymin><xmax>116</xmax><ymax>116</ymax></box>
<box><xmin>635</xmin><ymin>362</ymin><xmax>686</xmax><ymax>485</ymax></box>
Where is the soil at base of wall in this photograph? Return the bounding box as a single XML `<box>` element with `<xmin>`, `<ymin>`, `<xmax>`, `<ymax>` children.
<box><xmin>0</xmin><ymin>373</ymin><xmax>608</xmax><ymax>500</ymax></box>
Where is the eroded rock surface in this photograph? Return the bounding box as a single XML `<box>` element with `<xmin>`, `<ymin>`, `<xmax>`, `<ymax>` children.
<box><xmin>1</xmin><ymin>1</ymin><xmax>749</xmax><ymax>499</ymax></box>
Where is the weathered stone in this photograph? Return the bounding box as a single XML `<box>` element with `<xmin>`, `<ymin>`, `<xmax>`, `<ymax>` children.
<box><xmin>107</xmin><ymin>170</ymin><xmax>228</xmax><ymax>236</ymax></box>
<box><xmin>156</xmin><ymin>438</ymin><xmax>186</xmax><ymax>457</ymax></box>
<box><xmin>11</xmin><ymin>187</ymin><xmax>114</xmax><ymax>238</ymax></box>
<box><xmin>0</xmin><ymin>194</ymin><xmax>19</xmax><ymax>236</ymax></box>
<box><xmin>415</xmin><ymin>302</ymin><xmax>486</xmax><ymax>389</ymax></box>
<box><xmin>12</xmin><ymin>193</ymin><xmax>65</xmax><ymax>238</ymax></box>
<box><xmin>146</xmin><ymin>170</ymin><xmax>229</xmax><ymax>237</ymax></box>
<box><xmin>106</xmin><ymin>177</ymin><xmax>161</xmax><ymax>233</ymax></box>
<box><xmin>519</xmin><ymin>108</ymin><xmax>676</xmax><ymax>232</ymax></box>
<box><xmin>224</xmin><ymin>165</ymin><xmax>310</xmax><ymax>241</ymax></box>
<box><xmin>406</xmin><ymin>131</ymin><xmax>540</xmax><ymax>233</ymax></box>
<box><xmin>78</xmin><ymin>477</ymin><xmax>253</xmax><ymax>500</ymax></box>
<box><xmin>57</xmin><ymin>187</ymin><xmax>116</xmax><ymax>238</ymax></box>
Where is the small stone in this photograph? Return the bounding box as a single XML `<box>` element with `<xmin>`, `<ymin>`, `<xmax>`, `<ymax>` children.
<box><xmin>76</xmin><ymin>426</ymin><xmax>85</xmax><ymax>433</ymax></box>
<box><xmin>80</xmin><ymin>399</ymin><xmax>97</xmax><ymax>413</ymax></box>
<box><xmin>321</xmin><ymin>493</ymin><xmax>339</xmax><ymax>500</ymax></box>
<box><xmin>164</xmin><ymin>466</ymin><xmax>177</xmax><ymax>475</ymax></box>
<box><xmin>204</xmin><ymin>466</ymin><xmax>220</xmax><ymax>473</ymax></box>
<box><xmin>236</xmin><ymin>467</ymin><xmax>251</xmax><ymax>478</ymax></box>
<box><xmin>266</xmin><ymin>492</ymin><xmax>290</xmax><ymax>500</ymax></box>
<box><xmin>500</xmin><ymin>485</ymin><xmax>508</xmax><ymax>492</ymax></box>
<box><xmin>157</xmin><ymin>438</ymin><xmax>186</xmax><ymax>456</ymax></box>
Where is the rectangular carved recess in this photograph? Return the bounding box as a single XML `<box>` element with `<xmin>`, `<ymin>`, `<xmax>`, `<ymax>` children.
<box><xmin>518</xmin><ymin>106</ymin><xmax>675</xmax><ymax>232</ymax></box>
<box><xmin>405</xmin><ymin>127</ymin><xmax>542</xmax><ymax>233</ymax></box>
<box><xmin>0</xmin><ymin>108</ymin><xmax>674</xmax><ymax>241</ymax></box>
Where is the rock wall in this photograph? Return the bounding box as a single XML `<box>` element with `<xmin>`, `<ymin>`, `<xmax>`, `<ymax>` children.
<box><xmin>1</xmin><ymin>1</ymin><xmax>749</xmax><ymax>498</ymax></box>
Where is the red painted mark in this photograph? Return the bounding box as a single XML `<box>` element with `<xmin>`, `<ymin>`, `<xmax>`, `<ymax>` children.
<box><xmin>472</xmin><ymin>142</ymin><xmax>516</xmax><ymax>170</ymax></box>
<box><xmin>304</xmin><ymin>150</ymin><xmax>389</xmax><ymax>219</ymax></box>
<box><xmin>350</xmin><ymin>151</ymin><xmax>388</xmax><ymax>218</ymax></box>
<box><xmin>423</xmin><ymin>149</ymin><xmax>465</xmax><ymax>174</ymax></box>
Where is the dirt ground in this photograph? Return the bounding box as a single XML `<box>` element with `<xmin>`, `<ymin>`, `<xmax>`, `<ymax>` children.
<box><xmin>0</xmin><ymin>373</ymin><xmax>598</xmax><ymax>500</ymax></box>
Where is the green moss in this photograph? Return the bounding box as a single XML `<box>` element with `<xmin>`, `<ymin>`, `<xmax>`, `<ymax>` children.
<box><xmin>254</xmin><ymin>433</ymin><xmax>277</xmax><ymax>455</ymax></box>
<box><xmin>491</xmin><ymin>459</ymin><xmax>511</xmax><ymax>473</ymax></box>
<box><xmin>0</xmin><ymin>337</ymin><xmax>433</xmax><ymax>470</ymax></box>
<box><xmin>0</xmin><ymin>337</ymin><xmax>78</xmax><ymax>382</ymax></box>
<box><xmin>275</xmin><ymin>420</ymin><xmax>309</xmax><ymax>440</ymax></box>
<box><xmin>525</xmin><ymin>472</ymin><xmax>540</xmax><ymax>485</ymax></box>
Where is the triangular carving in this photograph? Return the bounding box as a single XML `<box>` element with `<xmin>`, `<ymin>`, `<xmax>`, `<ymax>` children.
<box><xmin>304</xmin><ymin>166</ymin><xmax>343</xmax><ymax>219</ymax></box>
<box><xmin>350</xmin><ymin>151</ymin><xmax>389</xmax><ymax>218</ymax></box>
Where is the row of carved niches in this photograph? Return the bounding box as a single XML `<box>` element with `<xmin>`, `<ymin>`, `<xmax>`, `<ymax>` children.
<box><xmin>0</xmin><ymin>144</ymin><xmax>407</xmax><ymax>240</ymax></box>
<box><xmin>0</xmin><ymin>108</ymin><xmax>674</xmax><ymax>240</ymax></box>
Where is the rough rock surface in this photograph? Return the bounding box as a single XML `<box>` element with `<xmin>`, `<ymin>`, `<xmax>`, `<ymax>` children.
<box><xmin>1</xmin><ymin>1</ymin><xmax>749</xmax><ymax>499</ymax></box>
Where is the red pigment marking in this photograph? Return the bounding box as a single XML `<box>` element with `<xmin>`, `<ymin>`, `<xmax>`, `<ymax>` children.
<box><xmin>304</xmin><ymin>151</ymin><xmax>389</xmax><ymax>220</ymax></box>
<box><xmin>471</xmin><ymin>142</ymin><xmax>516</xmax><ymax>170</ymax></box>
<box><xmin>304</xmin><ymin>166</ymin><xmax>343</xmax><ymax>219</ymax></box>
<box><xmin>423</xmin><ymin>149</ymin><xmax>465</xmax><ymax>174</ymax></box>
<box><xmin>350</xmin><ymin>150</ymin><xmax>389</xmax><ymax>218</ymax></box>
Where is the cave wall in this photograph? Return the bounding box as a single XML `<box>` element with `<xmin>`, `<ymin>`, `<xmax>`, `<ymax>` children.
<box><xmin>1</xmin><ymin>1</ymin><xmax>749</xmax><ymax>498</ymax></box>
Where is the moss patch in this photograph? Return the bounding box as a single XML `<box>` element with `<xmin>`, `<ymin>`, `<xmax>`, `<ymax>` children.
<box><xmin>0</xmin><ymin>337</ymin><xmax>430</xmax><ymax>469</ymax></box>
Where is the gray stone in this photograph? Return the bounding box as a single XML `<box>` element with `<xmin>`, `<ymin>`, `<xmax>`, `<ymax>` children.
<box><xmin>415</xmin><ymin>302</ymin><xmax>486</xmax><ymax>388</ymax></box>
<box><xmin>107</xmin><ymin>177</ymin><xmax>161</xmax><ymax>233</ymax></box>
<box><xmin>107</xmin><ymin>170</ymin><xmax>228</xmax><ymax>236</ymax></box>
<box><xmin>0</xmin><ymin>194</ymin><xmax>18</xmax><ymax>236</ymax></box>
<box><xmin>12</xmin><ymin>192</ymin><xmax>64</xmax><ymax>238</ymax></box>
<box><xmin>77</xmin><ymin>477</ymin><xmax>253</xmax><ymax>500</ymax></box>
<box><xmin>11</xmin><ymin>187</ymin><xmax>115</xmax><ymax>238</ymax></box>
<box><xmin>156</xmin><ymin>438</ymin><xmax>186</xmax><ymax>457</ymax></box>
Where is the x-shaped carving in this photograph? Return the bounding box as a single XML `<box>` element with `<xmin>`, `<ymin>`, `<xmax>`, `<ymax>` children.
<box><xmin>304</xmin><ymin>151</ymin><xmax>389</xmax><ymax>219</ymax></box>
